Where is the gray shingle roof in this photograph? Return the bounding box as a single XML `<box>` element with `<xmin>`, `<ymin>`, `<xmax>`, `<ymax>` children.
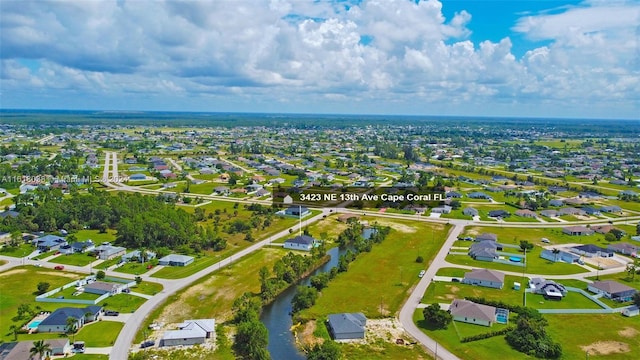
<box><xmin>327</xmin><ymin>313</ymin><xmax>366</xmax><ymax>335</ymax></box>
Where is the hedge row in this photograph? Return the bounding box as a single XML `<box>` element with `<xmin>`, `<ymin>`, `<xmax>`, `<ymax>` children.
<box><xmin>460</xmin><ymin>326</ymin><xmax>514</xmax><ymax>343</ymax></box>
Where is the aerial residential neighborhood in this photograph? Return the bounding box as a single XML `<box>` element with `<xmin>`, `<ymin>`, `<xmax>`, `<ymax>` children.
<box><xmin>1</xmin><ymin>1</ymin><xmax>640</xmax><ymax>360</ymax></box>
<box><xmin>0</xmin><ymin>111</ymin><xmax>638</xmax><ymax>360</ymax></box>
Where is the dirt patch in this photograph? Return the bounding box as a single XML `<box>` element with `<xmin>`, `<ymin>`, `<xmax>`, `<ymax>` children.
<box><xmin>618</xmin><ymin>327</ymin><xmax>639</xmax><ymax>338</ymax></box>
<box><xmin>444</xmin><ymin>294</ymin><xmax>455</xmax><ymax>300</ymax></box>
<box><xmin>298</xmin><ymin>321</ymin><xmax>322</xmax><ymax>347</ymax></box>
<box><xmin>39</xmin><ymin>270</ymin><xmax>80</xmax><ymax>279</ymax></box>
<box><xmin>0</xmin><ymin>269</ymin><xmax>26</xmax><ymax>277</ymax></box>
<box><xmin>580</xmin><ymin>341</ymin><xmax>630</xmax><ymax>355</ymax></box>
<box><xmin>373</xmin><ymin>220</ymin><xmax>417</xmax><ymax>233</ymax></box>
<box><xmin>365</xmin><ymin>318</ymin><xmax>408</xmax><ymax>344</ymax></box>
<box><xmin>448</xmin><ymin>285</ymin><xmax>459</xmax><ymax>293</ymax></box>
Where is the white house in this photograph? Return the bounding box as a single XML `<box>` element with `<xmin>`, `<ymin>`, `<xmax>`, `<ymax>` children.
<box><xmin>283</xmin><ymin>235</ymin><xmax>316</xmax><ymax>251</ymax></box>
<box><xmin>449</xmin><ymin>299</ymin><xmax>497</xmax><ymax>327</ymax></box>
<box><xmin>161</xmin><ymin>319</ymin><xmax>215</xmax><ymax>347</ymax></box>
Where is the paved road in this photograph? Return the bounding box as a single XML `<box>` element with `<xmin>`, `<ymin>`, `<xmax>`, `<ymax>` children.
<box><xmin>398</xmin><ymin>222</ymin><xmax>465</xmax><ymax>360</ymax></box>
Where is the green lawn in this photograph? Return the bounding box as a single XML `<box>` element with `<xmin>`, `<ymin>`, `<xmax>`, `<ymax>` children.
<box><xmin>63</xmin><ymin>355</ymin><xmax>108</xmax><ymax>360</ymax></box>
<box><xmin>151</xmin><ymin>253</ymin><xmax>223</xmax><ymax>279</ymax></box>
<box><xmin>94</xmin><ymin>257</ymin><xmax>121</xmax><ymax>270</ymax></box>
<box><xmin>0</xmin><ymin>266</ymin><xmax>84</xmax><ymax>342</ymax></box>
<box><xmin>74</xmin><ymin>229</ymin><xmax>118</xmax><ymax>243</ymax></box>
<box><xmin>413</xmin><ymin>309</ymin><xmax>530</xmax><ymax>360</ymax></box>
<box><xmin>50</xmin><ymin>252</ymin><xmax>96</xmax><ymax>266</ymax></box>
<box><xmin>113</xmin><ymin>262</ymin><xmax>151</xmax><ymax>275</ymax></box>
<box><xmin>546</xmin><ymin>313</ymin><xmax>640</xmax><ymax>360</ymax></box>
<box><xmin>435</xmin><ymin>267</ymin><xmax>468</xmax><ymax>277</ymax></box>
<box><xmin>99</xmin><ymin>294</ymin><xmax>146</xmax><ymax>313</ymax></box>
<box><xmin>32</xmin><ymin>250</ymin><xmax>57</xmax><ymax>260</ymax></box>
<box><xmin>525</xmin><ymin>292</ymin><xmax>601</xmax><ymax>309</ymax></box>
<box><xmin>298</xmin><ymin>220</ymin><xmax>450</xmax><ymax>321</ymax></box>
<box><xmin>135</xmin><ymin>247</ymin><xmax>290</xmax><ymax>343</ymax></box>
<box><xmin>75</xmin><ymin>320</ymin><xmax>124</xmax><ymax>347</ymax></box>
<box><xmin>0</xmin><ymin>243</ymin><xmax>35</xmax><ymax>258</ymax></box>
<box><xmin>129</xmin><ymin>281</ymin><xmax>163</xmax><ymax>296</ymax></box>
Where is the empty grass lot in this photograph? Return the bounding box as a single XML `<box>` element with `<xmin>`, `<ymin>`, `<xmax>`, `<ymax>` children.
<box><xmin>99</xmin><ymin>294</ymin><xmax>146</xmax><ymax>313</ymax></box>
<box><xmin>74</xmin><ymin>229</ymin><xmax>118</xmax><ymax>243</ymax></box>
<box><xmin>298</xmin><ymin>220</ymin><xmax>450</xmax><ymax>321</ymax></box>
<box><xmin>113</xmin><ymin>262</ymin><xmax>151</xmax><ymax>275</ymax></box>
<box><xmin>0</xmin><ymin>243</ymin><xmax>35</xmax><ymax>258</ymax></box>
<box><xmin>129</xmin><ymin>281</ymin><xmax>163</xmax><ymax>296</ymax></box>
<box><xmin>75</xmin><ymin>320</ymin><xmax>124</xmax><ymax>347</ymax></box>
<box><xmin>50</xmin><ymin>253</ymin><xmax>96</xmax><ymax>267</ymax></box>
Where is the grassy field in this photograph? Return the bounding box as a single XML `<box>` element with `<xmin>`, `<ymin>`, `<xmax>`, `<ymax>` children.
<box><xmin>49</xmin><ymin>252</ymin><xmax>96</xmax><ymax>266</ymax></box>
<box><xmin>75</xmin><ymin>320</ymin><xmax>124</xmax><ymax>347</ymax></box>
<box><xmin>99</xmin><ymin>294</ymin><xmax>147</xmax><ymax>313</ymax></box>
<box><xmin>32</xmin><ymin>250</ymin><xmax>57</xmax><ymax>260</ymax></box>
<box><xmin>0</xmin><ymin>266</ymin><xmax>84</xmax><ymax>342</ymax></box>
<box><xmin>526</xmin><ymin>292</ymin><xmax>602</xmax><ymax>310</ymax></box>
<box><xmin>113</xmin><ymin>262</ymin><xmax>152</xmax><ymax>275</ymax></box>
<box><xmin>546</xmin><ymin>313</ymin><xmax>640</xmax><ymax>359</ymax></box>
<box><xmin>0</xmin><ymin>243</ymin><xmax>35</xmax><ymax>257</ymax></box>
<box><xmin>135</xmin><ymin>247</ymin><xmax>290</xmax><ymax>343</ymax></box>
<box><xmin>298</xmin><ymin>220</ymin><xmax>451</xmax><ymax>321</ymax></box>
<box><xmin>129</xmin><ymin>281</ymin><xmax>163</xmax><ymax>296</ymax></box>
<box><xmin>74</xmin><ymin>229</ymin><xmax>118</xmax><ymax>243</ymax></box>
<box><xmin>94</xmin><ymin>257</ymin><xmax>121</xmax><ymax>270</ymax></box>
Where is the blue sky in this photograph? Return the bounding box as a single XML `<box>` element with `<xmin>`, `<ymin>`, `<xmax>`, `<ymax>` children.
<box><xmin>1</xmin><ymin>0</ymin><xmax>639</xmax><ymax>119</ymax></box>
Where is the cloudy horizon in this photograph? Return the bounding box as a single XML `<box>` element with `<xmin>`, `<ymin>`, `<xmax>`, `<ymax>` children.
<box><xmin>1</xmin><ymin>0</ymin><xmax>639</xmax><ymax>119</ymax></box>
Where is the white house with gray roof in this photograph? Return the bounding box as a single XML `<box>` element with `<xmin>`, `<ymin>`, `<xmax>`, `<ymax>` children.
<box><xmin>327</xmin><ymin>313</ymin><xmax>367</xmax><ymax>340</ymax></box>
<box><xmin>161</xmin><ymin>319</ymin><xmax>215</xmax><ymax>347</ymax></box>
<box><xmin>449</xmin><ymin>299</ymin><xmax>497</xmax><ymax>327</ymax></box>
<box><xmin>462</xmin><ymin>269</ymin><xmax>505</xmax><ymax>289</ymax></box>
<box><xmin>158</xmin><ymin>254</ymin><xmax>194</xmax><ymax>266</ymax></box>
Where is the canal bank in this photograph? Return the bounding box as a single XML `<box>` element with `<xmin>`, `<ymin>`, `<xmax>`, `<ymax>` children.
<box><xmin>260</xmin><ymin>246</ymin><xmax>345</xmax><ymax>360</ymax></box>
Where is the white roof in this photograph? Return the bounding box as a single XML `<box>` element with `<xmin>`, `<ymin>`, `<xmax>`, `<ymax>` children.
<box><xmin>162</xmin><ymin>328</ymin><xmax>206</xmax><ymax>340</ymax></box>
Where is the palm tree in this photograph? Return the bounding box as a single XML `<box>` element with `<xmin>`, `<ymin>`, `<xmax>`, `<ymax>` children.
<box><xmin>552</xmin><ymin>248</ymin><xmax>561</xmax><ymax>262</ymax></box>
<box><xmin>66</xmin><ymin>317</ymin><xmax>79</xmax><ymax>343</ymax></box>
<box><xmin>30</xmin><ymin>340</ymin><xmax>51</xmax><ymax>360</ymax></box>
<box><xmin>8</xmin><ymin>324</ymin><xmax>18</xmax><ymax>340</ymax></box>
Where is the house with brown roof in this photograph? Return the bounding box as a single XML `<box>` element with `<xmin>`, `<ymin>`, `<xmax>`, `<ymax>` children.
<box><xmin>515</xmin><ymin>209</ymin><xmax>537</xmax><ymax>218</ymax></box>
<box><xmin>462</xmin><ymin>269</ymin><xmax>505</xmax><ymax>289</ymax></box>
<box><xmin>607</xmin><ymin>243</ymin><xmax>638</xmax><ymax>256</ymax></box>
<box><xmin>562</xmin><ymin>226</ymin><xmax>594</xmax><ymax>236</ymax></box>
<box><xmin>588</xmin><ymin>281</ymin><xmax>637</xmax><ymax>302</ymax></box>
<box><xmin>449</xmin><ymin>299</ymin><xmax>497</xmax><ymax>327</ymax></box>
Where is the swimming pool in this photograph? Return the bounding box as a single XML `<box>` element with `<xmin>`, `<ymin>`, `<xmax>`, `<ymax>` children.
<box><xmin>27</xmin><ymin>320</ymin><xmax>42</xmax><ymax>329</ymax></box>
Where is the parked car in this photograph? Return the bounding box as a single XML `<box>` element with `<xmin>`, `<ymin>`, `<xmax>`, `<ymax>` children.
<box><xmin>541</xmin><ymin>238</ymin><xmax>550</xmax><ymax>243</ymax></box>
<box><xmin>140</xmin><ymin>340</ymin><xmax>155</xmax><ymax>348</ymax></box>
<box><xmin>54</xmin><ymin>265</ymin><xmax>64</xmax><ymax>270</ymax></box>
<box><xmin>33</xmin><ymin>263</ymin><xmax>41</xmax><ymax>267</ymax></box>
<box><xmin>122</xmin><ymin>288</ymin><xmax>131</xmax><ymax>293</ymax></box>
<box><xmin>418</xmin><ymin>270</ymin><xmax>426</xmax><ymax>278</ymax></box>
<box><xmin>452</xmin><ymin>278</ymin><xmax>461</xmax><ymax>283</ymax></box>
<box><xmin>104</xmin><ymin>310</ymin><xmax>120</xmax><ymax>316</ymax></box>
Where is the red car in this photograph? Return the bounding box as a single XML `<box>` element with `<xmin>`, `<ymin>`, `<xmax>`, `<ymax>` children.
<box><xmin>54</xmin><ymin>265</ymin><xmax>64</xmax><ymax>270</ymax></box>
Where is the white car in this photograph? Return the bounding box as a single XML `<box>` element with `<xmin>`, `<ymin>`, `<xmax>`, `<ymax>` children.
<box><xmin>418</xmin><ymin>270</ymin><xmax>426</xmax><ymax>278</ymax></box>
<box><xmin>34</xmin><ymin>263</ymin><xmax>41</xmax><ymax>267</ymax></box>
<box><xmin>541</xmin><ymin>238</ymin><xmax>550</xmax><ymax>243</ymax></box>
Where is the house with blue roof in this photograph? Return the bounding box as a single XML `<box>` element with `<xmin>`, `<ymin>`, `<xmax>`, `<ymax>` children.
<box><xmin>34</xmin><ymin>235</ymin><xmax>67</xmax><ymax>252</ymax></box>
<box><xmin>284</xmin><ymin>235</ymin><xmax>317</xmax><ymax>251</ymax></box>
<box><xmin>37</xmin><ymin>306</ymin><xmax>102</xmax><ymax>333</ymax></box>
